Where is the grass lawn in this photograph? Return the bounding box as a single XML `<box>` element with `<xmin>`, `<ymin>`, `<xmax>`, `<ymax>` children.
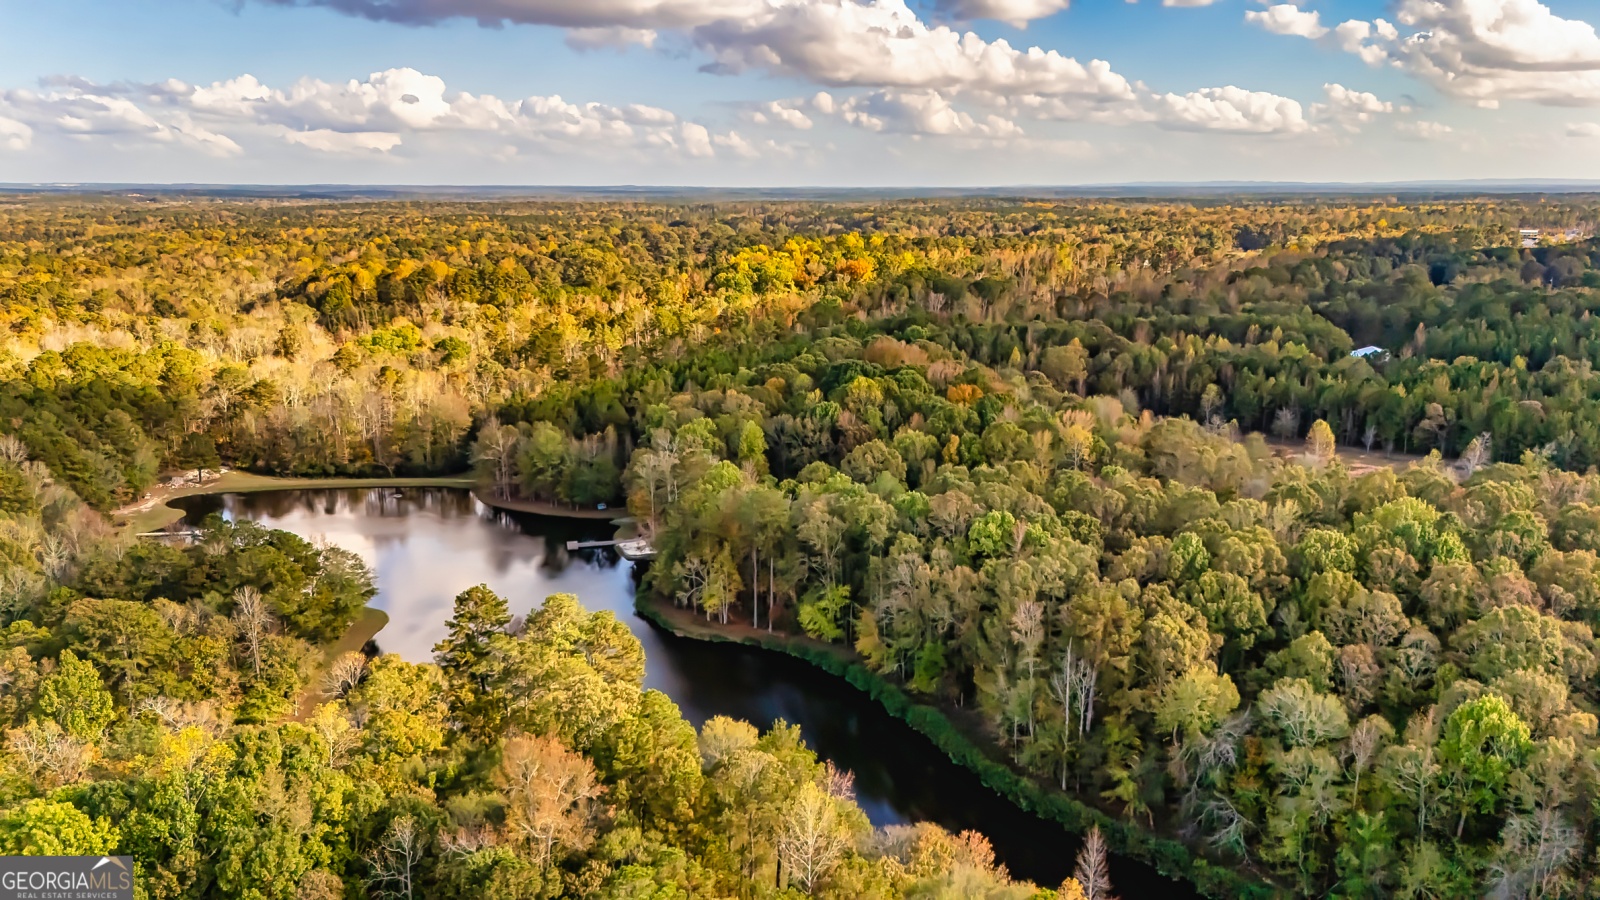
<box><xmin>293</xmin><ymin>606</ymin><xmax>391</xmax><ymax>721</ymax></box>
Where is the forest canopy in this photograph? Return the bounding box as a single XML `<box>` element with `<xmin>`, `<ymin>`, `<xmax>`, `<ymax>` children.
<box><xmin>5</xmin><ymin>193</ymin><xmax>1600</xmax><ymax>897</ymax></box>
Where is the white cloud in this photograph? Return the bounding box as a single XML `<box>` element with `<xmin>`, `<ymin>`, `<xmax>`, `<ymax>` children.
<box><xmin>1567</xmin><ymin>122</ymin><xmax>1600</xmax><ymax>138</ymax></box>
<box><xmin>1311</xmin><ymin>83</ymin><xmax>1395</xmax><ymax>130</ymax></box>
<box><xmin>1152</xmin><ymin>86</ymin><xmax>1311</xmax><ymax>134</ymax></box>
<box><xmin>1329</xmin><ymin>20</ymin><xmax>1393</xmax><ymax>66</ymax></box>
<box><xmin>0</xmin><ymin>115</ymin><xmax>31</xmax><ymax>150</ymax></box>
<box><xmin>994</xmin><ymin>92</ymin><xmax>1139</xmax><ymax>123</ymax></box>
<box><xmin>691</xmin><ymin>0</ymin><xmax>1139</xmax><ymax>103</ymax></box>
<box><xmin>1245</xmin><ymin>3</ymin><xmax>1327</xmax><ymax>38</ymax></box>
<box><xmin>183</xmin><ymin>69</ymin><xmax>460</xmax><ymax>132</ymax></box>
<box><xmin>1274</xmin><ymin>0</ymin><xmax>1600</xmax><ymax>108</ymax></box>
<box><xmin>830</xmin><ymin>89</ymin><xmax>1024</xmax><ymax>137</ymax></box>
<box><xmin>1</xmin><ymin>82</ymin><xmax>243</xmax><ymax>156</ymax></box>
<box><xmin>1397</xmin><ymin>120</ymin><xmax>1454</xmax><ymax>140</ymax></box>
<box><xmin>281</xmin><ymin>128</ymin><xmax>402</xmax><ymax>153</ymax></box>
<box><xmin>746</xmin><ymin>99</ymin><xmax>814</xmax><ymax>129</ymax></box>
<box><xmin>932</xmin><ymin>0</ymin><xmax>1071</xmax><ymax>28</ymax></box>
<box><xmin>710</xmin><ymin>130</ymin><xmax>801</xmax><ymax>158</ymax></box>
<box><xmin>680</xmin><ymin>121</ymin><xmax>715</xmax><ymax>156</ymax></box>
<box><xmin>713</xmin><ymin>130</ymin><xmax>760</xmax><ymax>157</ymax></box>
<box><xmin>564</xmin><ymin>26</ymin><xmax>660</xmax><ymax>48</ymax></box>
<box><xmin>0</xmin><ymin>69</ymin><xmax>760</xmax><ymax>163</ymax></box>
<box><xmin>259</xmin><ymin>0</ymin><xmax>1309</xmax><ymax>142</ymax></box>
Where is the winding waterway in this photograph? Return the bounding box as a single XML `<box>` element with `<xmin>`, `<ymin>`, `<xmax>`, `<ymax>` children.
<box><xmin>174</xmin><ymin>486</ymin><xmax>1200</xmax><ymax>896</ymax></box>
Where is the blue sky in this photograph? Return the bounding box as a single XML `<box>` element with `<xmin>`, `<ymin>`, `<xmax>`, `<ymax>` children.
<box><xmin>2</xmin><ymin>0</ymin><xmax>1599</xmax><ymax>185</ymax></box>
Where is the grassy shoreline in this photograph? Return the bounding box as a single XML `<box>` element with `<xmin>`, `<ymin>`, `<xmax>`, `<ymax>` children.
<box><xmin>634</xmin><ymin>594</ymin><xmax>1281</xmax><ymax>900</ymax></box>
<box><xmin>114</xmin><ymin>470</ymin><xmax>636</xmax><ymax>533</ymax></box>
<box><xmin>113</xmin><ymin>471</ymin><xmax>480</xmax><ymax>533</ymax></box>
<box><xmin>294</xmin><ymin>607</ymin><xmax>390</xmax><ymax>722</ymax></box>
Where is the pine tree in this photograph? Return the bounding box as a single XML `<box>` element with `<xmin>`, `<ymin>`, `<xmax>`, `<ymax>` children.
<box><xmin>1306</xmin><ymin>418</ymin><xmax>1337</xmax><ymax>466</ymax></box>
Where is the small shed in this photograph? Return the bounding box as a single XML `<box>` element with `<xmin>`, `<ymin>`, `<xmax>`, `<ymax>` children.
<box><xmin>1350</xmin><ymin>346</ymin><xmax>1386</xmax><ymax>359</ymax></box>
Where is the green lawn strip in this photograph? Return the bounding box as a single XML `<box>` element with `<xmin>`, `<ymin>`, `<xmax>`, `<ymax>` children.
<box><xmin>293</xmin><ymin>606</ymin><xmax>391</xmax><ymax>722</ymax></box>
<box><xmin>115</xmin><ymin>472</ymin><xmax>479</xmax><ymax>533</ymax></box>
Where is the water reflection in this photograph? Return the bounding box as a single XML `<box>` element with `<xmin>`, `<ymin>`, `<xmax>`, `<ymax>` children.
<box><xmin>174</xmin><ymin>488</ymin><xmax>1200</xmax><ymax>895</ymax></box>
<box><xmin>176</xmin><ymin>489</ymin><xmax>637</xmax><ymax>664</ymax></box>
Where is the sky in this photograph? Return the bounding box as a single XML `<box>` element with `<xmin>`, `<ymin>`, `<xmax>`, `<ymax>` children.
<box><xmin>2</xmin><ymin>0</ymin><xmax>1600</xmax><ymax>186</ymax></box>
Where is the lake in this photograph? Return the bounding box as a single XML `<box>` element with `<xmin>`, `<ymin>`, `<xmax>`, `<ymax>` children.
<box><xmin>174</xmin><ymin>486</ymin><xmax>1201</xmax><ymax>895</ymax></box>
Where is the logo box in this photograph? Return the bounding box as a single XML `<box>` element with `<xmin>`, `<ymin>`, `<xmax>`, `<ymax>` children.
<box><xmin>0</xmin><ymin>856</ymin><xmax>133</xmax><ymax>900</ymax></box>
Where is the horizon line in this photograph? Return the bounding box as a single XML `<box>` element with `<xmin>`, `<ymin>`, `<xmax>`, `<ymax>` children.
<box><xmin>7</xmin><ymin>179</ymin><xmax>1600</xmax><ymax>199</ymax></box>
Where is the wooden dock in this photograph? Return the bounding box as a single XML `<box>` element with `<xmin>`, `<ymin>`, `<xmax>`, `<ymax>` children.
<box><xmin>567</xmin><ymin>539</ymin><xmax>621</xmax><ymax>550</ymax></box>
<box><xmin>566</xmin><ymin>537</ymin><xmax>657</xmax><ymax>560</ymax></box>
<box><xmin>137</xmin><ymin>529</ymin><xmax>203</xmax><ymax>541</ymax></box>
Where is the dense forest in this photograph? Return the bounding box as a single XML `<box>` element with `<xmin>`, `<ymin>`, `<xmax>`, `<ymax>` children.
<box><xmin>6</xmin><ymin>193</ymin><xmax>1600</xmax><ymax>897</ymax></box>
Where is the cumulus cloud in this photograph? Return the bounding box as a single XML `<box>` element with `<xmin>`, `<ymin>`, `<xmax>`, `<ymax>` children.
<box><xmin>711</xmin><ymin>130</ymin><xmax>802</xmax><ymax>158</ymax></box>
<box><xmin>1263</xmin><ymin>0</ymin><xmax>1600</xmax><ymax>107</ymax></box>
<box><xmin>1</xmin><ymin>81</ymin><xmax>243</xmax><ymax>156</ymax></box>
<box><xmin>692</xmin><ymin>0</ymin><xmax>1137</xmax><ymax>106</ymax></box>
<box><xmin>1329</xmin><ymin>20</ymin><xmax>1394</xmax><ymax>66</ymax></box>
<box><xmin>745</xmin><ymin>99</ymin><xmax>814</xmax><ymax>129</ymax></box>
<box><xmin>980</xmin><ymin>77</ymin><xmax>1326</xmax><ymax>137</ymax></box>
<box><xmin>680</xmin><ymin>121</ymin><xmax>715</xmax><ymax>156</ymax></box>
<box><xmin>259</xmin><ymin>0</ymin><xmax>1352</xmax><ymax>149</ymax></box>
<box><xmin>712</xmin><ymin>130</ymin><xmax>760</xmax><ymax>157</ymax></box>
<box><xmin>1245</xmin><ymin>4</ymin><xmax>1327</xmax><ymax>39</ymax></box>
<box><xmin>1152</xmin><ymin>86</ymin><xmax>1310</xmax><ymax>134</ymax></box>
<box><xmin>265</xmin><ymin>0</ymin><xmax>1141</xmax><ymax>114</ymax></box>
<box><xmin>1311</xmin><ymin>83</ymin><xmax>1395</xmax><ymax>130</ymax></box>
<box><xmin>0</xmin><ymin>69</ymin><xmax>769</xmax><ymax>163</ymax></box>
<box><xmin>829</xmin><ymin>89</ymin><xmax>1024</xmax><ymax>137</ymax></box>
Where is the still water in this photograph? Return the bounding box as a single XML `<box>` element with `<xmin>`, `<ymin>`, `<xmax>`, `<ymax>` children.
<box><xmin>174</xmin><ymin>487</ymin><xmax>1199</xmax><ymax>895</ymax></box>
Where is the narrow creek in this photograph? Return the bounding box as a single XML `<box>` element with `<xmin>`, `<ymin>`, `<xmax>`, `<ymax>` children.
<box><xmin>174</xmin><ymin>486</ymin><xmax>1203</xmax><ymax>896</ymax></box>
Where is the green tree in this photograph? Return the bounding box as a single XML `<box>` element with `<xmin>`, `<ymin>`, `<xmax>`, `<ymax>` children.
<box><xmin>433</xmin><ymin>584</ymin><xmax>513</xmax><ymax>740</ymax></box>
<box><xmin>33</xmin><ymin>649</ymin><xmax>116</xmax><ymax>742</ymax></box>
<box><xmin>1439</xmin><ymin>694</ymin><xmax>1532</xmax><ymax>838</ymax></box>
<box><xmin>0</xmin><ymin>799</ymin><xmax>119</xmax><ymax>855</ymax></box>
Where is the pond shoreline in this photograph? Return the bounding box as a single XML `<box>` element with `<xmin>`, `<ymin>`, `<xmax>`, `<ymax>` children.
<box><xmin>116</xmin><ymin>472</ymin><xmax>479</xmax><ymax>533</ymax></box>
<box><xmin>469</xmin><ymin>487</ymin><xmax>623</xmax><ymax>521</ymax></box>
<box><xmin>158</xmin><ymin>481</ymin><xmax>619</xmax><ymax>723</ymax></box>
<box><xmin>634</xmin><ymin>594</ymin><xmax>1278</xmax><ymax>900</ymax></box>
<box><xmin>116</xmin><ymin>471</ymin><xmax>629</xmax><ymax>533</ymax></box>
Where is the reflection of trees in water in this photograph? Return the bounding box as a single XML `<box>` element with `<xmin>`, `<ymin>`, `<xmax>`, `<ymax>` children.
<box><xmin>192</xmin><ymin>487</ymin><xmax>638</xmax><ymax>632</ymax></box>
<box><xmin>200</xmin><ymin>489</ymin><xmax>626</xmax><ymax>580</ymax></box>
<box><xmin>220</xmin><ymin>487</ymin><xmax>481</xmax><ymax>522</ymax></box>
